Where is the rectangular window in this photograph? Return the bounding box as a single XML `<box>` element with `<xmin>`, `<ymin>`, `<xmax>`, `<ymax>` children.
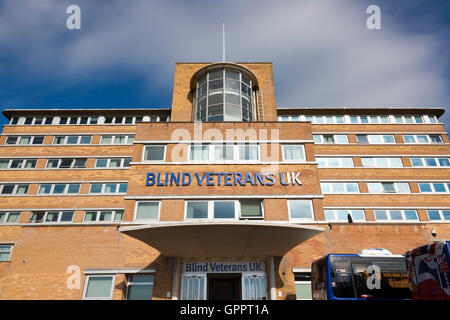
<box><xmin>374</xmin><ymin>210</ymin><xmax>418</xmax><ymax>221</ymax></box>
<box><xmin>126</xmin><ymin>275</ymin><xmax>154</xmax><ymax>300</ymax></box>
<box><xmin>427</xmin><ymin>210</ymin><xmax>450</xmax><ymax>221</ymax></box>
<box><xmin>240</xmin><ymin>200</ymin><xmax>263</xmax><ymax>219</ymax></box>
<box><xmin>419</xmin><ymin>183</ymin><xmax>450</xmax><ymax>193</ymax></box>
<box><xmin>83</xmin><ymin>210</ymin><xmax>123</xmax><ymax>223</ymax></box>
<box><xmin>186</xmin><ymin>201</ymin><xmax>208</xmax><ymax>219</ymax></box>
<box><xmin>83</xmin><ymin>275</ymin><xmax>115</xmax><ymax>300</ymax></box>
<box><xmin>361</xmin><ymin>158</ymin><xmax>403</xmax><ymax>168</ymax></box>
<box><xmin>324</xmin><ymin>209</ymin><xmax>365</xmax><ymax>221</ymax></box>
<box><xmin>144</xmin><ymin>145</ymin><xmax>166</xmax><ymax>161</ymax></box>
<box><xmin>190</xmin><ymin>145</ymin><xmax>209</xmax><ymax>161</ymax></box>
<box><xmin>0</xmin><ymin>244</ymin><xmax>13</xmax><ymax>262</ymax></box>
<box><xmin>295</xmin><ymin>272</ymin><xmax>312</xmax><ymax>300</ymax></box>
<box><xmin>320</xmin><ymin>182</ymin><xmax>359</xmax><ymax>193</ymax></box>
<box><xmin>213</xmin><ymin>201</ymin><xmax>235</xmax><ymax>219</ymax></box>
<box><xmin>0</xmin><ymin>212</ymin><xmax>20</xmax><ymax>224</ymax></box>
<box><xmin>238</xmin><ymin>145</ymin><xmax>259</xmax><ymax>160</ymax></box>
<box><xmin>282</xmin><ymin>145</ymin><xmax>306</xmax><ymax>161</ymax></box>
<box><xmin>288</xmin><ymin>200</ymin><xmax>314</xmax><ymax>220</ymax></box>
<box><xmin>5</xmin><ymin>136</ymin><xmax>44</xmax><ymax>145</ymax></box>
<box><xmin>135</xmin><ymin>202</ymin><xmax>160</xmax><ymax>220</ymax></box>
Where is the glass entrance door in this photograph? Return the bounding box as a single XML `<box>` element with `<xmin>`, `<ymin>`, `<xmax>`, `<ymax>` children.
<box><xmin>242</xmin><ymin>275</ymin><xmax>267</xmax><ymax>300</ymax></box>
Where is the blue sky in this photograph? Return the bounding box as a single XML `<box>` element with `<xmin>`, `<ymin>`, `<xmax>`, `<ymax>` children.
<box><xmin>0</xmin><ymin>0</ymin><xmax>449</xmax><ymax>129</ymax></box>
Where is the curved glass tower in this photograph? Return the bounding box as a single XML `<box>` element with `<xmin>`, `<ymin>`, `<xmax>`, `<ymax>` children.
<box><xmin>191</xmin><ymin>63</ymin><xmax>258</xmax><ymax>122</ymax></box>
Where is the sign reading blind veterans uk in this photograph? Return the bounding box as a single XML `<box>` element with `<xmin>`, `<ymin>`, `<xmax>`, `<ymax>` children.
<box><xmin>184</xmin><ymin>262</ymin><xmax>265</xmax><ymax>273</ymax></box>
<box><xmin>146</xmin><ymin>171</ymin><xmax>302</xmax><ymax>187</ymax></box>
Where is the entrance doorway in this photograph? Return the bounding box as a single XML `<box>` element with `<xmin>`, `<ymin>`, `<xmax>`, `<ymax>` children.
<box><xmin>207</xmin><ymin>273</ymin><xmax>241</xmax><ymax>300</ymax></box>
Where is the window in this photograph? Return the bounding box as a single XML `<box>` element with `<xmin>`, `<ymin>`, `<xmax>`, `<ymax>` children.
<box><xmin>312</xmin><ymin>135</ymin><xmax>348</xmax><ymax>144</ymax></box>
<box><xmin>357</xmin><ymin>135</ymin><xmax>395</xmax><ymax>144</ymax></box>
<box><xmin>135</xmin><ymin>202</ymin><xmax>160</xmax><ymax>221</ymax></box>
<box><xmin>126</xmin><ymin>275</ymin><xmax>154</xmax><ymax>300</ymax></box>
<box><xmin>374</xmin><ymin>210</ymin><xmax>418</xmax><ymax>221</ymax></box>
<box><xmin>418</xmin><ymin>183</ymin><xmax>450</xmax><ymax>193</ymax></box>
<box><xmin>295</xmin><ymin>272</ymin><xmax>312</xmax><ymax>300</ymax></box>
<box><xmin>89</xmin><ymin>183</ymin><xmax>127</xmax><ymax>194</ymax></box>
<box><xmin>0</xmin><ymin>244</ymin><xmax>13</xmax><ymax>262</ymax></box>
<box><xmin>52</xmin><ymin>136</ymin><xmax>92</xmax><ymax>145</ymax></box>
<box><xmin>240</xmin><ymin>200</ymin><xmax>263</xmax><ymax>219</ymax></box>
<box><xmin>324</xmin><ymin>210</ymin><xmax>365</xmax><ymax>221</ymax></box>
<box><xmin>83</xmin><ymin>210</ymin><xmax>124</xmax><ymax>223</ymax></box>
<box><xmin>0</xmin><ymin>184</ymin><xmax>29</xmax><ymax>195</ymax></box>
<box><xmin>361</xmin><ymin>158</ymin><xmax>403</xmax><ymax>168</ymax></box>
<box><xmin>410</xmin><ymin>158</ymin><xmax>450</xmax><ymax>167</ymax></box>
<box><xmin>0</xmin><ymin>159</ymin><xmax>37</xmax><ymax>169</ymax></box>
<box><xmin>186</xmin><ymin>201</ymin><xmax>208</xmax><ymax>219</ymax></box>
<box><xmin>95</xmin><ymin>158</ymin><xmax>131</xmax><ymax>168</ymax></box>
<box><xmin>427</xmin><ymin>210</ymin><xmax>450</xmax><ymax>221</ymax></box>
<box><xmin>5</xmin><ymin>136</ymin><xmax>44</xmax><ymax>145</ymax></box>
<box><xmin>316</xmin><ymin>157</ymin><xmax>354</xmax><ymax>168</ymax></box>
<box><xmin>0</xmin><ymin>212</ymin><xmax>20</xmax><ymax>224</ymax></box>
<box><xmin>143</xmin><ymin>145</ymin><xmax>166</xmax><ymax>161</ymax></box>
<box><xmin>288</xmin><ymin>200</ymin><xmax>314</xmax><ymax>220</ymax></box>
<box><xmin>282</xmin><ymin>145</ymin><xmax>306</xmax><ymax>161</ymax></box>
<box><xmin>320</xmin><ymin>182</ymin><xmax>360</xmax><ymax>193</ymax></box>
<box><xmin>185</xmin><ymin>200</ymin><xmax>257</xmax><ymax>220</ymax></box>
<box><xmin>28</xmin><ymin>211</ymin><xmax>74</xmax><ymax>223</ymax></box>
<box><xmin>367</xmin><ymin>182</ymin><xmax>410</xmax><ymax>193</ymax></box>
<box><xmin>10</xmin><ymin>117</ymin><xmax>19</xmax><ymax>125</ymax></box>
<box><xmin>394</xmin><ymin>115</ymin><xmax>424</xmax><ymax>124</ymax></box>
<box><xmin>46</xmin><ymin>158</ymin><xmax>87</xmax><ymax>169</ymax></box>
<box><xmin>100</xmin><ymin>135</ymin><xmax>134</xmax><ymax>144</ymax></box>
<box><xmin>189</xmin><ymin>144</ymin><xmax>260</xmax><ymax>162</ymax></box>
<box><xmin>37</xmin><ymin>184</ymin><xmax>80</xmax><ymax>195</ymax></box>
<box><xmin>83</xmin><ymin>275</ymin><xmax>115</xmax><ymax>300</ymax></box>
<box><xmin>403</xmin><ymin>135</ymin><xmax>443</xmax><ymax>144</ymax></box>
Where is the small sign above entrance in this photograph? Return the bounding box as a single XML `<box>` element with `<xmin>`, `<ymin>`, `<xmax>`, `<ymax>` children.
<box><xmin>184</xmin><ymin>262</ymin><xmax>265</xmax><ymax>273</ymax></box>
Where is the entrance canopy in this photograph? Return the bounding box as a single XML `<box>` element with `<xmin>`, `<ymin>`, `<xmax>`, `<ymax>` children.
<box><xmin>119</xmin><ymin>222</ymin><xmax>324</xmax><ymax>258</ymax></box>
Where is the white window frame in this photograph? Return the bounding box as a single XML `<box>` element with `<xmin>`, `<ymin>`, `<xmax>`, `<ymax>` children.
<box><xmin>100</xmin><ymin>135</ymin><xmax>135</xmax><ymax>145</ymax></box>
<box><xmin>239</xmin><ymin>200</ymin><xmax>264</xmax><ymax>220</ymax></box>
<box><xmin>5</xmin><ymin>136</ymin><xmax>45</xmax><ymax>145</ymax></box>
<box><xmin>52</xmin><ymin>135</ymin><xmax>92</xmax><ymax>145</ymax></box>
<box><xmin>410</xmin><ymin>157</ymin><xmax>450</xmax><ymax>167</ymax></box>
<box><xmin>313</xmin><ymin>135</ymin><xmax>349</xmax><ymax>144</ymax></box>
<box><xmin>184</xmin><ymin>200</ymin><xmax>240</xmax><ymax>221</ymax></box>
<box><xmin>418</xmin><ymin>182</ymin><xmax>450</xmax><ymax>193</ymax></box>
<box><xmin>426</xmin><ymin>210</ymin><xmax>450</xmax><ymax>221</ymax></box>
<box><xmin>287</xmin><ymin>199</ymin><xmax>315</xmax><ymax>222</ymax></box>
<box><xmin>0</xmin><ymin>212</ymin><xmax>21</xmax><ymax>224</ymax></box>
<box><xmin>46</xmin><ymin>158</ymin><xmax>87</xmax><ymax>169</ymax></box>
<box><xmin>83</xmin><ymin>210</ymin><xmax>124</xmax><ymax>223</ymax></box>
<box><xmin>281</xmin><ymin>144</ymin><xmax>306</xmax><ymax>162</ymax></box>
<box><xmin>126</xmin><ymin>274</ymin><xmax>155</xmax><ymax>300</ymax></box>
<box><xmin>187</xmin><ymin>144</ymin><xmax>261</xmax><ymax>163</ymax></box>
<box><xmin>316</xmin><ymin>157</ymin><xmax>354</xmax><ymax>168</ymax></box>
<box><xmin>320</xmin><ymin>182</ymin><xmax>360</xmax><ymax>193</ymax></box>
<box><xmin>0</xmin><ymin>244</ymin><xmax>14</xmax><ymax>262</ymax></box>
<box><xmin>361</xmin><ymin>157</ymin><xmax>403</xmax><ymax>168</ymax></box>
<box><xmin>0</xmin><ymin>159</ymin><xmax>37</xmax><ymax>169</ymax></box>
<box><xmin>323</xmin><ymin>209</ymin><xmax>366</xmax><ymax>222</ymax></box>
<box><xmin>28</xmin><ymin>211</ymin><xmax>75</xmax><ymax>224</ymax></box>
<box><xmin>82</xmin><ymin>275</ymin><xmax>115</xmax><ymax>300</ymax></box>
<box><xmin>89</xmin><ymin>183</ymin><xmax>128</xmax><ymax>194</ymax></box>
<box><xmin>95</xmin><ymin>158</ymin><xmax>132</xmax><ymax>168</ymax></box>
<box><xmin>134</xmin><ymin>201</ymin><xmax>161</xmax><ymax>222</ymax></box>
<box><xmin>0</xmin><ymin>184</ymin><xmax>30</xmax><ymax>195</ymax></box>
<box><xmin>403</xmin><ymin>135</ymin><xmax>443</xmax><ymax>144</ymax></box>
<box><xmin>37</xmin><ymin>183</ymin><xmax>81</xmax><ymax>195</ymax></box>
<box><xmin>373</xmin><ymin>209</ymin><xmax>419</xmax><ymax>221</ymax></box>
<box><xmin>367</xmin><ymin>182</ymin><xmax>411</xmax><ymax>194</ymax></box>
<box><xmin>142</xmin><ymin>145</ymin><xmax>167</xmax><ymax>162</ymax></box>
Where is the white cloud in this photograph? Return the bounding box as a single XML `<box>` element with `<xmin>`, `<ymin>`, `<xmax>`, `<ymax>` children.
<box><xmin>0</xmin><ymin>0</ymin><xmax>448</xmax><ymax>111</ymax></box>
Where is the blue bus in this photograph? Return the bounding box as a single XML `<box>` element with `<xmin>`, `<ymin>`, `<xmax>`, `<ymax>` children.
<box><xmin>311</xmin><ymin>249</ymin><xmax>411</xmax><ymax>300</ymax></box>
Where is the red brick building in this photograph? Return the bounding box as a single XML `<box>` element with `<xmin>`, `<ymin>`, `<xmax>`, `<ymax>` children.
<box><xmin>0</xmin><ymin>62</ymin><xmax>449</xmax><ymax>300</ymax></box>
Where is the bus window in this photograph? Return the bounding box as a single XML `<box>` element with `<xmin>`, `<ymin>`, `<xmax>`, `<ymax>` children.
<box><xmin>330</xmin><ymin>257</ymin><xmax>355</xmax><ymax>298</ymax></box>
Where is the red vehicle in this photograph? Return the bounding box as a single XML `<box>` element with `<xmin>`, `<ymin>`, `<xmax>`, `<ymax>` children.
<box><xmin>405</xmin><ymin>241</ymin><xmax>450</xmax><ymax>300</ymax></box>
